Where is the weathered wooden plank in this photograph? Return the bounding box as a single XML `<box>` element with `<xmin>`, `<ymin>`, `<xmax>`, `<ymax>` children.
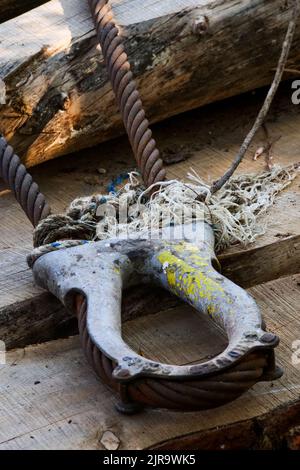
<box><xmin>0</xmin><ymin>0</ymin><xmax>299</xmax><ymax>166</ymax></box>
<box><xmin>220</xmin><ymin>230</ymin><xmax>300</xmax><ymax>288</ymax></box>
<box><xmin>0</xmin><ymin>0</ymin><xmax>47</xmax><ymax>23</ymax></box>
<box><xmin>0</xmin><ymin>84</ymin><xmax>299</xmax><ymax>349</ymax></box>
<box><xmin>0</xmin><ymin>274</ymin><xmax>299</xmax><ymax>450</ymax></box>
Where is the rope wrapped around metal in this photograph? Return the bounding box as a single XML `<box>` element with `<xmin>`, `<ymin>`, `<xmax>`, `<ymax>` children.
<box><xmin>0</xmin><ymin>135</ymin><xmax>50</xmax><ymax>227</ymax></box>
<box><xmin>76</xmin><ymin>296</ymin><xmax>270</xmax><ymax>413</ymax></box>
<box><xmin>88</xmin><ymin>0</ymin><xmax>166</xmax><ymax>187</ymax></box>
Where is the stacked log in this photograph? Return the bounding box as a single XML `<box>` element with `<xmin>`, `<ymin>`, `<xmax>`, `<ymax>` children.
<box><xmin>0</xmin><ymin>0</ymin><xmax>299</xmax><ymax>166</ymax></box>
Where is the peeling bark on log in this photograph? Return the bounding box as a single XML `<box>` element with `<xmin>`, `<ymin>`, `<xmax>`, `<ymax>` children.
<box><xmin>0</xmin><ymin>0</ymin><xmax>47</xmax><ymax>24</ymax></box>
<box><xmin>0</xmin><ymin>0</ymin><xmax>300</xmax><ymax>167</ymax></box>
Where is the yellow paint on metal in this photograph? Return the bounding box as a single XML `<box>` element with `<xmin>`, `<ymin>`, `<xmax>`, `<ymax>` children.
<box><xmin>157</xmin><ymin>242</ymin><xmax>225</xmax><ymax>309</ymax></box>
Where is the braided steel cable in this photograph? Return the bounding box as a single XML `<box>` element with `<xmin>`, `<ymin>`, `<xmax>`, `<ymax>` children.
<box><xmin>88</xmin><ymin>0</ymin><xmax>166</xmax><ymax>187</ymax></box>
<box><xmin>76</xmin><ymin>295</ymin><xmax>268</xmax><ymax>413</ymax></box>
<box><xmin>0</xmin><ymin>136</ymin><xmax>50</xmax><ymax>227</ymax></box>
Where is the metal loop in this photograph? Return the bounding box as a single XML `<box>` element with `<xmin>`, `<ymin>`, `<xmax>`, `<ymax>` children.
<box><xmin>30</xmin><ymin>222</ymin><xmax>282</xmax><ymax>413</ymax></box>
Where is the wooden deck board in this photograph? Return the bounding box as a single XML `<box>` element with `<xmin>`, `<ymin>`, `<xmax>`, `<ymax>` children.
<box><xmin>0</xmin><ymin>275</ymin><xmax>299</xmax><ymax>450</ymax></box>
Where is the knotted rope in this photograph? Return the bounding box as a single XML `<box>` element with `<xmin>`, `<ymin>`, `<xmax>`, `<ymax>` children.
<box><xmin>29</xmin><ymin>164</ymin><xmax>298</xmax><ymax>267</ymax></box>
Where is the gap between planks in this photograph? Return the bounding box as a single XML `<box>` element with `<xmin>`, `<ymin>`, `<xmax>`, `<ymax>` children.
<box><xmin>0</xmin><ymin>84</ymin><xmax>299</xmax><ymax>348</ymax></box>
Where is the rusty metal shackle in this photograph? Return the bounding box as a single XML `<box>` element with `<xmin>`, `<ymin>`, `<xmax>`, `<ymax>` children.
<box><xmin>30</xmin><ymin>221</ymin><xmax>282</xmax><ymax>413</ymax></box>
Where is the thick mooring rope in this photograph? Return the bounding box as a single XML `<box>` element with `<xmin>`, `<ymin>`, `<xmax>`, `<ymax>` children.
<box><xmin>88</xmin><ymin>0</ymin><xmax>166</xmax><ymax>187</ymax></box>
<box><xmin>0</xmin><ymin>136</ymin><xmax>50</xmax><ymax>226</ymax></box>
